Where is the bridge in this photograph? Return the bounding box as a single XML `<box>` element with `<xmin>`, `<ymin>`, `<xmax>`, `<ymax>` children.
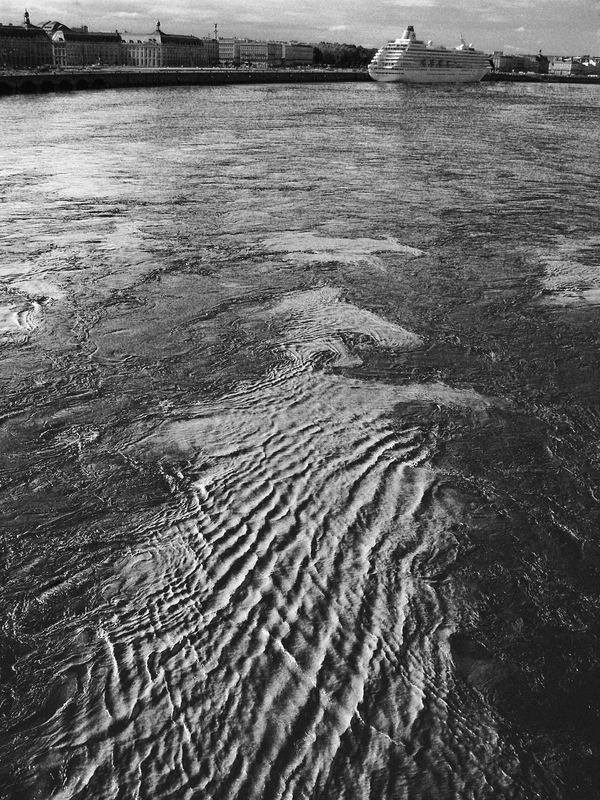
<box><xmin>0</xmin><ymin>67</ymin><xmax>370</xmax><ymax>96</ymax></box>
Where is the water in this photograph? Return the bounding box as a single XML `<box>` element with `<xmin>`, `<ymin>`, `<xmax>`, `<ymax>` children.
<box><xmin>1</xmin><ymin>80</ymin><xmax>599</xmax><ymax>800</ymax></box>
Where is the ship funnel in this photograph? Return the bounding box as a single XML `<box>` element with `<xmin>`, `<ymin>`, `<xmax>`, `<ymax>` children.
<box><xmin>401</xmin><ymin>25</ymin><xmax>416</xmax><ymax>40</ymax></box>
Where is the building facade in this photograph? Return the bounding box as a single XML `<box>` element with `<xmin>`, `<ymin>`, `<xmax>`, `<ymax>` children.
<box><xmin>282</xmin><ymin>42</ymin><xmax>314</xmax><ymax>67</ymax></box>
<box><xmin>580</xmin><ymin>57</ymin><xmax>600</xmax><ymax>75</ymax></box>
<box><xmin>0</xmin><ymin>11</ymin><xmax>52</xmax><ymax>69</ymax></box>
<box><xmin>52</xmin><ymin>27</ymin><xmax>123</xmax><ymax>67</ymax></box>
<box><xmin>491</xmin><ymin>51</ymin><xmax>548</xmax><ymax>74</ymax></box>
<box><xmin>238</xmin><ymin>40</ymin><xmax>283</xmax><ymax>66</ymax></box>
<box><xmin>202</xmin><ymin>37</ymin><xmax>219</xmax><ymax>66</ymax></box>
<box><xmin>218</xmin><ymin>37</ymin><xmax>240</xmax><ymax>65</ymax></box>
<box><xmin>121</xmin><ymin>22</ymin><xmax>217</xmax><ymax>67</ymax></box>
<box><xmin>548</xmin><ymin>57</ymin><xmax>587</xmax><ymax>76</ymax></box>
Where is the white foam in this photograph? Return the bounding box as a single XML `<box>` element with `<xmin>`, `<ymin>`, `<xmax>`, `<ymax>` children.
<box><xmin>263</xmin><ymin>232</ymin><xmax>425</xmax><ymax>259</ymax></box>
<box><xmin>262</xmin><ymin>232</ymin><xmax>425</xmax><ymax>271</ymax></box>
<box><xmin>265</xmin><ymin>287</ymin><xmax>422</xmax><ymax>367</ymax></box>
<box><xmin>537</xmin><ymin>235</ymin><xmax>600</xmax><ymax>306</ymax></box>
<box><xmin>0</xmin><ymin>303</ymin><xmax>20</xmax><ymax>336</ymax></box>
<box><xmin>11</xmin><ymin>277</ymin><xmax>64</xmax><ymax>301</ymax></box>
<box><xmin>541</xmin><ymin>288</ymin><xmax>600</xmax><ymax>307</ymax></box>
<box><xmin>0</xmin><ymin>299</ymin><xmax>43</xmax><ymax>338</ymax></box>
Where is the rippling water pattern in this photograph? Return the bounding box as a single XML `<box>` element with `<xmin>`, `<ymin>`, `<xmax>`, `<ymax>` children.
<box><xmin>1</xmin><ymin>81</ymin><xmax>600</xmax><ymax>800</ymax></box>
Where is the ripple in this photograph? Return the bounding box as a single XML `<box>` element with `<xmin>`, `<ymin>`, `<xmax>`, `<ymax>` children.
<box><xmin>267</xmin><ymin>286</ymin><xmax>422</xmax><ymax>366</ymax></box>
<box><xmin>9</xmin><ymin>280</ymin><xmax>503</xmax><ymax>799</ymax></box>
<box><xmin>0</xmin><ymin>296</ymin><xmax>44</xmax><ymax>341</ymax></box>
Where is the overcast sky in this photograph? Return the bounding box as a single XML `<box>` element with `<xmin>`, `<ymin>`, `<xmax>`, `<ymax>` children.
<box><xmin>3</xmin><ymin>0</ymin><xmax>598</xmax><ymax>54</ymax></box>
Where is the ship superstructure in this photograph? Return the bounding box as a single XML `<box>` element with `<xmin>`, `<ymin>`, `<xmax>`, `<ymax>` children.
<box><xmin>368</xmin><ymin>25</ymin><xmax>491</xmax><ymax>84</ymax></box>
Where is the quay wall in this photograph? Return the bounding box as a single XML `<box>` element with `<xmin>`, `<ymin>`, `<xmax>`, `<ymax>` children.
<box><xmin>0</xmin><ymin>67</ymin><xmax>369</xmax><ymax>96</ymax></box>
<box><xmin>1</xmin><ymin>67</ymin><xmax>598</xmax><ymax>96</ymax></box>
<box><xmin>484</xmin><ymin>71</ymin><xmax>600</xmax><ymax>84</ymax></box>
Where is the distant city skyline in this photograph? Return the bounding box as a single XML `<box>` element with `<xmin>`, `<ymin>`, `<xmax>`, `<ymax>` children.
<box><xmin>2</xmin><ymin>0</ymin><xmax>599</xmax><ymax>54</ymax></box>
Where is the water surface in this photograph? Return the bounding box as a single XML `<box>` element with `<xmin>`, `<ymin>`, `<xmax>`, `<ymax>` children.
<box><xmin>1</xmin><ymin>80</ymin><xmax>600</xmax><ymax>800</ymax></box>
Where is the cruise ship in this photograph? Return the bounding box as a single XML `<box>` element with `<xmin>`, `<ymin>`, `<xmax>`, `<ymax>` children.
<box><xmin>368</xmin><ymin>26</ymin><xmax>491</xmax><ymax>84</ymax></box>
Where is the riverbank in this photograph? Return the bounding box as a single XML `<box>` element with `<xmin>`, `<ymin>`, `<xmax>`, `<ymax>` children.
<box><xmin>485</xmin><ymin>71</ymin><xmax>600</xmax><ymax>84</ymax></box>
<box><xmin>1</xmin><ymin>67</ymin><xmax>599</xmax><ymax>96</ymax></box>
<box><xmin>0</xmin><ymin>67</ymin><xmax>370</xmax><ymax>96</ymax></box>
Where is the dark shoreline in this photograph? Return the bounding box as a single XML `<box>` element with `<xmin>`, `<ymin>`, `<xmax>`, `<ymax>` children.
<box><xmin>484</xmin><ymin>71</ymin><xmax>600</xmax><ymax>84</ymax></box>
<box><xmin>0</xmin><ymin>67</ymin><xmax>370</xmax><ymax>96</ymax></box>
<box><xmin>1</xmin><ymin>67</ymin><xmax>599</xmax><ymax>96</ymax></box>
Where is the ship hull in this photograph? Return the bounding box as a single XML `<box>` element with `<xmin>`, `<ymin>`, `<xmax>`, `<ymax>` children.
<box><xmin>368</xmin><ymin>66</ymin><xmax>490</xmax><ymax>84</ymax></box>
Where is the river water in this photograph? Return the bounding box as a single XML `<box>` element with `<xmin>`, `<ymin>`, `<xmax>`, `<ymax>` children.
<box><xmin>1</xmin><ymin>80</ymin><xmax>599</xmax><ymax>800</ymax></box>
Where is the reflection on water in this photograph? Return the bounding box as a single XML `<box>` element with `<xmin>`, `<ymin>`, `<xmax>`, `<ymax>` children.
<box><xmin>1</xmin><ymin>82</ymin><xmax>599</xmax><ymax>800</ymax></box>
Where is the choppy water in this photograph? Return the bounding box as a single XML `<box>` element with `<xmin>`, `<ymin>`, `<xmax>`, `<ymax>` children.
<box><xmin>1</xmin><ymin>80</ymin><xmax>600</xmax><ymax>800</ymax></box>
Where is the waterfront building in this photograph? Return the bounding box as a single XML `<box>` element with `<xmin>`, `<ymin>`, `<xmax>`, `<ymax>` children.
<box><xmin>580</xmin><ymin>56</ymin><xmax>600</xmax><ymax>75</ymax></box>
<box><xmin>218</xmin><ymin>37</ymin><xmax>241</xmax><ymax>65</ymax></box>
<box><xmin>51</xmin><ymin>26</ymin><xmax>123</xmax><ymax>67</ymax></box>
<box><xmin>41</xmin><ymin>20</ymin><xmax>72</xmax><ymax>36</ymax></box>
<box><xmin>491</xmin><ymin>51</ymin><xmax>548</xmax><ymax>74</ymax></box>
<box><xmin>0</xmin><ymin>11</ymin><xmax>52</xmax><ymax>69</ymax></box>
<box><xmin>238</xmin><ymin>40</ymin><xmax>283</xmax><ymax>67</ymax></box>
<box><xmin>282</xmin><ymin>42</ymin><xmax>314</xmax><ymax>67</ymax></box>
<box><xmin>121</xmin><ymin>21</ymin><xmax>217</xmax><ymax>67</ymax></box>
<box><xmin>571</xmin><ymin>55</ymin><xmax>599</xmax><ymax>75</ymax></box>
<box><xmin>203</xmin><ymin>38</ymin><xmax>219</xmax><ymax>66</ymax></box>
<box><xmin>548</xmin><ymin>56</ymin><xmax>587</xmax><ymax>76</ymax></box>
<box><xmin>491</xmin><ymin>52</ymin><xmax>521</xmax><ymax>72</ymax></box>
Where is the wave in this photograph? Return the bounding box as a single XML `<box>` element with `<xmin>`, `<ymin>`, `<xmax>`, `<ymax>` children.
<box><xmin>6</xmin><ymin>277</ymin><xmax>523</xmax><ymax>800</ymax></box>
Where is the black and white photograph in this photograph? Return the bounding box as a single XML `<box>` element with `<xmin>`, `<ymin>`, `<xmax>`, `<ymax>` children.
<box><xmin>1</xmin><ymin>2</ymin><xmax>599</xmax><ymax>798</ymax></box>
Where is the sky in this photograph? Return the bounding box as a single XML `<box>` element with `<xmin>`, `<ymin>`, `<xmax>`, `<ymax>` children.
<box><xmin>2</xmin><ymin>0</ymin><xmax>599</xmax><ymax>55</ymax></box>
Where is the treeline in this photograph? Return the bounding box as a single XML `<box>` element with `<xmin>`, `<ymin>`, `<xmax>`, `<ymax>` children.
<box><xmin>312</xmin><ymin>42</ymin><xmax>376</xmax><ymax>68</ymax></box>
